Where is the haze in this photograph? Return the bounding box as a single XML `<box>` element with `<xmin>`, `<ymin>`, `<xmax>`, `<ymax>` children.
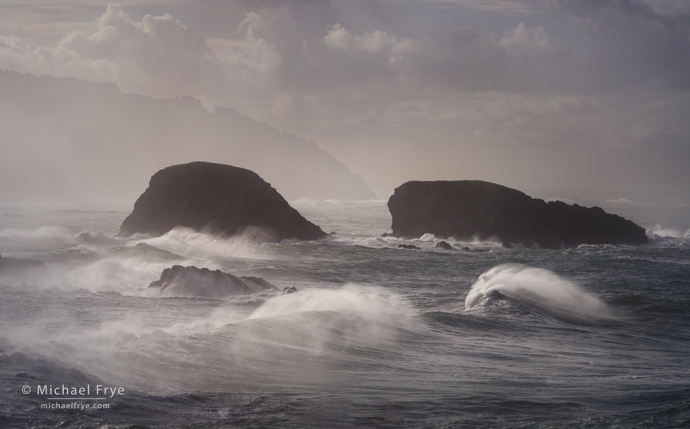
<box><xmin>1</xmin><ymin>0</ymin><xmax>689</xmax><ymax>203</ymax></box>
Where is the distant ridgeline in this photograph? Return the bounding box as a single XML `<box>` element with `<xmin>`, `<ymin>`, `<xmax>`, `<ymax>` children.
<box><xmin>387</xmin><ymin>181</ymin><xmax>648</xmax><ymax>249</ymax></box>
<box><xmin>0</xmin><ymin>70</ymin><xmax>374</xmax><ymax>201</ymax></box>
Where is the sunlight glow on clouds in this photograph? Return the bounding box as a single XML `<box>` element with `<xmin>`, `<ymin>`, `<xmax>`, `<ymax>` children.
<box><xmin>0</xmin><ymin>0</ymin><xmax>689</xmax><ymax>197</ymax></box>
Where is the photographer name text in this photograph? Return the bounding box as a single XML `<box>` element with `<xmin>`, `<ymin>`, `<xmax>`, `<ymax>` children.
<box><xmin>33</xmin><ymin>384</ymin><xmax>124</xmax><ymax>398</ymax></box>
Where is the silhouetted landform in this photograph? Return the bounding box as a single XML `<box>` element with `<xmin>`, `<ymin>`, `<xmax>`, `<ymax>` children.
<box><xmin>149</xmin><ymin>265</ymin><xmax>279</xmax><ymax>298</ymax></box>
<box><xmin>0</xmin><ymin>255</ymin><xmax>48</xmax><ymax>280</ymax></box>
<box><xmin>388</xmin><ymin>181</ymin><xmax>648</xmax><ymax>249</ymax></box>
<box><xmin>0</xmin><ymin>70</ymin><xmax>374</xmax><ymax>201</ymax></box>
<box><xmin>120</xmin><ymin>162</ymin><xmax>327</xmax><ymax>241</ymax></box>
<box><xmin>398</xmin><ymin>244</ymin><xmax>421</xmax><ymax>250</ymax></box>
<box><xmin>435</xmin><ymin>241</ymin><xmax>454</xmax><ymax>250</ymax></box>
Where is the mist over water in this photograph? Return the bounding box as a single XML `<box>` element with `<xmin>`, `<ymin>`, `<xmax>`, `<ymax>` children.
<box><xmin>1</xmin><ymin>200</ymin><xmax>689</xmax><ymax>428</ymax></box>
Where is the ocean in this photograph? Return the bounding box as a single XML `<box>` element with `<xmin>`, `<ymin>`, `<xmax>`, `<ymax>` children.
<box><xmin>1</xmin><ymin>197</ymin><xmax>689</xmax><ymax>428</ymax></box>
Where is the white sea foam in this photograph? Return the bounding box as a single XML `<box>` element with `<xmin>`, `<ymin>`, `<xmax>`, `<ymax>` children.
<box><xmin>248</xmin><ymin>286</ymin><xmax>399</xmax><ymax>320</ymax></box>
<box><xmin>0</xmin><ymin>226</ymin><xmax>76</xmax><ymax>245</ymax></box>
<box><xmin>55</xmin><ymin>257</ymin><xmax>172</xmax><ymax>295</ymax></box>
<box><xmin>465</xmin><ymin>264</ymin><xmax>612</xmax><ymax>321</ymax></box>
<box><xmin>134</xmin><ymin>227</ymin><xmax>270</xmax><ymax>261</ymax></box>
<box><xmin>649</xmin><ymin>223</ymin><xmax>686</xmax><ymax>238</ymax></box>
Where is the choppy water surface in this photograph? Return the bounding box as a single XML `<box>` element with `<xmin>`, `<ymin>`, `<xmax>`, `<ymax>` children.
<box><xmin>1</xmin><ymin>199</ymin><xmax>689</xmax><ymax>428</ymax></box>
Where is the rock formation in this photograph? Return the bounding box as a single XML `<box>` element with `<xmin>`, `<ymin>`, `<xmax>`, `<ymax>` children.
<box><xmin>387</xmin><ymin>181</ymin><xmax>648</xmax><ymax>249</ymax></box>
<box><xmin>119</xmin><ymin>162</ymin><xmax>327</xmax><ymax>241</ymax></box>
<box><xmin>435</xmin><ymin>241</ymin><xmax>454</xmax><ymax>250</ymax></box>
<box><xmin>149</xmin><ymin>265</ymin><xmax>279</xmax><ymax>298</ymax></box>
<box><xmin>398</xmin><ymin>244</ymin><xmax>421</xmax><ymax>250</ymax></box>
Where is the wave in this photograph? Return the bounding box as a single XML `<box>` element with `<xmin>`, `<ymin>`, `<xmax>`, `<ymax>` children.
<box><xmin>645</xmin><ymin>224</ymin><xmax>690</xmax><ymax>247</ymax></box>
<box><xmin>134</xmin><ymin>227</ymin><xmax>270</xmax><ymax>261</ymax></box>
<box><xmin>55</xmin><ymin>258</ymin><xmax>173</xmax><ymax>295</ymax></box>
<box><xmin>648</xmin><ymin>224</ymin><xmax>690</xmax><ymax>239</ymax></box>
<box><xmin>465</xmin><ymin>265</ymin><xmax>613</xmax><ymax>322</ymax></box>
<box><xmin>329</xmin><ymin>233</ymin><xmax>501</xmax><ymax>251</ymax></box>
<box><xmin>248</xmin><ymin>286</ymin><xmax>400</xmax><ymax>320</ymax></box>
<box><xmin>0</xmin><ymin>225</ymin><xmax>71</xmax><ymax>238</ymax></box>
<box><xmin>0</xmin><ymin>226</ymin><xmax>116</xmax><ymax>250</ymax></box>
<box><xmin>3</xmin><ymin>285</ymin><xmax>415</xmax><ymax>394</ymax></box>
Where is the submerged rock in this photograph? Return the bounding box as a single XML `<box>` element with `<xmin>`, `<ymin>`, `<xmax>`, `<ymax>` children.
<box><xmin>435</xmin><ymin>241</ymin><xmax>454</xmax><ymax>250</ymax></box>
<box><xmin>119</xmin><ymin>162</ymin><xmax>327</xmax><ymax>241</ymax></box>
<box><xmin>398</xmin><ymin>244</ymin><xmax>421</xmax><ymax>250</ymax></box>
<box><xmin>149</xmin><ymin>265</ymin><xmax>278</xmax><ymax>298</ymax></box>
<box><xmin>388</xmin><ymin>180</ymin><xmax>648</xmax><ymax>249</ymax></box>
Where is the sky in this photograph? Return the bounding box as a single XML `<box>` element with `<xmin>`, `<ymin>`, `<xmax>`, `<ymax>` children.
<box><xmin>1</xmin><ymin>0</ymin><xmax>689</xmax><ymax>200</ymax></box>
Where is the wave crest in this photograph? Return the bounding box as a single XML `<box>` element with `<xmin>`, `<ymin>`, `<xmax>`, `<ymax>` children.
<box><xmin>465</xmin><ymin>264</ymin><xmax>612</xmax><ymax>321</ymax></box>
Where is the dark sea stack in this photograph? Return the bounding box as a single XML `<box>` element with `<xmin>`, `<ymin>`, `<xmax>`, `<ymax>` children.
<box><xmin>387</xmin><ymin>181</ymin><xmax>648</xmax><ymax>249</ymax></box>
<box><xmin>149</xmin><ymin>265</ymin><xmax>279</xmax><ymax>298</ymax></box>
<box><xmin>119</xmin><ymin>162</ymin><xmax>327</xmax><ymax>241</ymax></box>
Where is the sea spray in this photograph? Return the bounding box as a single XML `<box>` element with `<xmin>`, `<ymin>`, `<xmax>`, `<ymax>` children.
<box><xmin>465</xmin><ymin>264</ymin><xmax>612</xmax><ymax>321</ymax></box>
<box><xmin>230</xmin><ymin>286</ymin><xmax>412</xmax><ymax>376</ymax></box>
<box><xmin>135</xmin><ymin>226</ymin><xmax>270</xmax><ymax>261</ymax></box>
<box><xmin>248</xmin><ymin>286</ymin><xmax>399</xmax><ymax>320</ymax></box>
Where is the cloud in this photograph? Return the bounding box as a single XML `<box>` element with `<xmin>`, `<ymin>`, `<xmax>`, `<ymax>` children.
<box><xmin>497</xmin><ymin>23</ymin><xmax>553</xmax><ymax>56</ymax></box>
<box><xmin>0</xmin><ymin>4</ymin><xmax>280</xmax><ymax>98</ymax></box>
<box><xmin>559</xmin><ymin>0</ymin><xmax>690</xmax><ymax>91</ymax></box>
<box><xmin>0</xmin><ymin>1</ymin><xmax>689</xmax><ymax>198</ymax></box>
<box><xmin>422</xmin><ymin>0</ymin><xmax>552</xmax><ymax>15</ymax></box>
<box><xmin>324</xmin><ymin>24</ymin><xmax>418</xmax><ymax>62</ymax></box>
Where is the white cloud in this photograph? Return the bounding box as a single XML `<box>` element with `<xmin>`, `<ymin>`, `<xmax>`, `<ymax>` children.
<box><xmin>324</xmin><ymin>24</ymin><xmax>418</xmax><ymax>63</ymax></box>
<box><xmin>0</xmin><ymin>4</ymin><xmax>280</xmax><ymax>98</ymax></box>
<box><xmin>497</xmin><ymin>22</ymin><xmax>553</xmax><ymax>56</ymax></box>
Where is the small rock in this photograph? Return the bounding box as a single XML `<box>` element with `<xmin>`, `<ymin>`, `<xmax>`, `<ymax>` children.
<box><xmin>435</xmin><ymin>241</ymin><xmax>453</xmax><ymax>250</ymax></box>
<box><xmin>398</xmin><ymin>244</ymin><xmax>421</xmax><ymax>250</ymax></box>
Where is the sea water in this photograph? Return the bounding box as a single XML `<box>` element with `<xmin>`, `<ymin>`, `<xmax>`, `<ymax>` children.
<box><xmin>0</xmin><ymin>198</ymin><xmax>689</xmax><ymax>428</ymax></box>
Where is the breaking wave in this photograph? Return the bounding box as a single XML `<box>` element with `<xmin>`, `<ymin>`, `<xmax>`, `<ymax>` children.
<box><xmin>465</xmin><ymin>265</ymin><xmax>613</xmax><ymax>322</ymax></box>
